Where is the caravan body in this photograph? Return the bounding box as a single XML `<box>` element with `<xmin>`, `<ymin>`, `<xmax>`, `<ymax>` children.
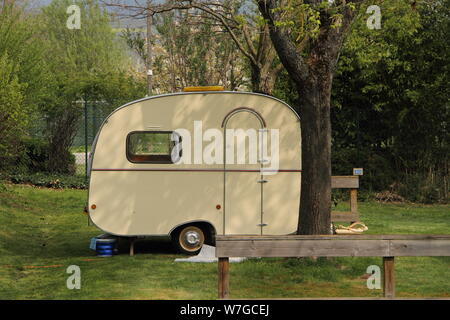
<box><xmin>87</xmin><ymin>91</ymin><xmax>301</xmax><ymax>252</ymax></box>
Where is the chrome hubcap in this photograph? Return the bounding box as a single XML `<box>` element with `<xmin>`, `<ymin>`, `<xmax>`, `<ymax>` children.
<box><xmin>185</xmin><ymin>231</ymin><xmax>200</xmax><ymax>246</ymax></box>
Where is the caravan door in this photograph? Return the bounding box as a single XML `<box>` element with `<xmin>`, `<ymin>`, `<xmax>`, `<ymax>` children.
<box><xmin>222</xmin><ymin>108</ymin><xmax>265</xmax><ymax>235</ymax></box>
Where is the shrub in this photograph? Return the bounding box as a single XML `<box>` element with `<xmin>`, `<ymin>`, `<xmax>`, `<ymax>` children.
<box><xmin>21</xmin><ymin>137</ymin><xmax>51</xmax><ymax>173</ymax></box>
<box><xmin>8</xmin><ymin>172</ymin><xmax>87</xmax><ymax>189</ymax></box>
<box><xmin>332</xmin><ymin>148</ymin><xmax>449</xmax><ymax>204</ymax></box>
<box><xmin>11</xmin><ymin>137</ymin><xmax>76</xmax><ymax>175</ymax></box>
<box><xmin>374</xmin><ymin>190</ymin><xmax>406</xmax><ymax>203</ymax></box>
<box><xmin>396</xmin><ymin>173</ymin><xmax>448</xmax><ymax>204</ymax></box>
<box><xmin>0</xmin><ymin>180</ymin><xmax>6</xmax><ymax>192</ymax></box>
<box><xmin>0</xmin><ymin>53</ymin><xmax>27</xmax><ymax>172</ymax></box>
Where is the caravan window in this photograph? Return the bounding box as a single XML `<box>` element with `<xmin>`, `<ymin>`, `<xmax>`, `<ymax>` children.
<box><xmin>126</xmin><ymin>131</ymin><xmax>180</xmax><ymax>163</ymax></box>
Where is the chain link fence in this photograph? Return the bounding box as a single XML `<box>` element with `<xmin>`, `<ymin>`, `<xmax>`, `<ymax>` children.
<box><xmin>72</xmin><ymin>100</ymin><xmax>117</xmax><ymax>177</ymax></box>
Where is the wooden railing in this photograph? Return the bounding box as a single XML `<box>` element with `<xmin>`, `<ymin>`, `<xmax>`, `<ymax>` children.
<box><xmin>216</xmin><ymin>234</ymin><xmax>450</xmax><ymax>299</ymax></box>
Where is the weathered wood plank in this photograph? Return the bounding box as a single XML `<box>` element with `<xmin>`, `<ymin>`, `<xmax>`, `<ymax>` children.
<box><xmin>331</xmin><ymin>176</ymin><xmax>359</xmax><ymax>189</ymax></box>
<box><xmin>331</xmin><ymin>211</ymin><xmax>360</xmax><ymax>222</ymax></box>
<box><xmin>216</xmin><ymin>234</ymin><xmax>450</xmax><ymax>241</ymax></box>
<box><xmin>390</xmin><ymin>240</ymin><xmax>450</xmax><ymax>256</ymax></box>
<box><xmin>216</xmin><ymin>239</ymin><xmax>391</xmax><ymax>257</ymax></box>
<box><xmin>215</xmin><ymin>237</ymin><xmax>450</xmax><ymax>257</ymax></box>
<box><xmin>232</xmin><ymin>297</ymin><xmax>450</xmax><ymax>300</ymax></box>
<box><xmin>218</xmin><ymin>257</ymin><xmax>230</xmax><ymax>299</ymax></box>
<box><xmin>383</xmin><ymin>257</ymin><xmax>395</xmax><ymax>299</ymax></box>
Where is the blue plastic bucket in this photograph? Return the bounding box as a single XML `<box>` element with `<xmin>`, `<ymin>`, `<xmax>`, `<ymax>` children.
<box><xmin>95</xmin><ymin>238</ymin><xmax>116</xmax><ymax>257</ymax></box>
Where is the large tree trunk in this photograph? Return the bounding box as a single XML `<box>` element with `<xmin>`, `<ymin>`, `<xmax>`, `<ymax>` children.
<box><xmin>297</xmin><ymin>74</ymin><xmax>333</xmax><ymax>234</ymax></box>
<box><xmin>257</xmin><ymin>0</ymin><xmax>359</xmax><ymax>235</ymax></box>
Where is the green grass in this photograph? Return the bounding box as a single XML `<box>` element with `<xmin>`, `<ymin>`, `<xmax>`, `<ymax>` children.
<box><xmin>0</xmin><ymin>184</ymin><xmax>449</xmax><ymax>299</ymax></box>
<box><xmin>334</xmin><ymin>201</ymin><xmax>450</xmax><ymax>235</ymax></box>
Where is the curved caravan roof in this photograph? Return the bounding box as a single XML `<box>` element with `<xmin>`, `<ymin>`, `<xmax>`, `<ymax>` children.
<box><xmin>90</xmin><ymin>91</ymin><xmax>300</xmax><ymax>159</ymax></box>
<box><xmin>88</xmin><ymin>91</ymin><xmax>301</xmax><ymax>237</ymax></box>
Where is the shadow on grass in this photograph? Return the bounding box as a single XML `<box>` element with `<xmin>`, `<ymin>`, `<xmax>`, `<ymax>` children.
<box><xmin>116</xmin><ymin>238</ymin><xmax>178</xmax><ymax>255</ymax></box>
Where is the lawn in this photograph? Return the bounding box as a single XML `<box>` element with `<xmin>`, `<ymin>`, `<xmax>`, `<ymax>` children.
<box><xmin>0</xmin><ymin>184</ymin><xmax>449</xmax><ymax>299</ymax></box>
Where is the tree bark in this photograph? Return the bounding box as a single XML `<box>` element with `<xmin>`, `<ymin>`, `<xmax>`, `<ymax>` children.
<box><xmin>297</xmin><ymin>74</ymin><xmax>332</xmax><ymax>234</ymax></box>
<box><xmin>250</xmin><ymin>62</ymin><xmax>279</xmax><ymax>95</ymax></box>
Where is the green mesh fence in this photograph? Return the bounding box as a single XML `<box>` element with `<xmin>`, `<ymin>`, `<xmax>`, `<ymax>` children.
<box><xmin>72</xmin><ymin>100</ymin><xmax>118</xmax><ymax>176</ymax></box>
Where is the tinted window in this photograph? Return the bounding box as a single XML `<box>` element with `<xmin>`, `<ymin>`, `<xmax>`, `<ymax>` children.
<box><xmin>127</xmin><ymin>131</ymin><xmax>180</xmax><ymax>163</ymax></box>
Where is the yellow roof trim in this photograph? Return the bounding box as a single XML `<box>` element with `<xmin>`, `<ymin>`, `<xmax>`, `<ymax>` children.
<box><xmin>183</xmin><ymin>86</ymin><xmax>224</xmax><ymax>92</ymax></box>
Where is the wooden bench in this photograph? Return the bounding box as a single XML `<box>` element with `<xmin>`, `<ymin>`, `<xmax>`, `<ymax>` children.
<box><xmin>331</xmin><ymin>176</ymin><xmax>360</xmax><ymax>223</ymax></box>
<box><xmin>216</xmin><ymin>234</ymin><xmax>450</xmax><ymax>299</ymax></box>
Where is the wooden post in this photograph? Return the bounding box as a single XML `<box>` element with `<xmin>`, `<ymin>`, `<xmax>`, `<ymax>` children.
<box><xmin>130</xmin><ymin>238</ymin><xmax>135</xmax><ymax>257</ymax></box>
<box><xmin>350</xmin><ymin>189</ymin><xmax>358</xmax><ymax>214</ymax></box>
<box><xmin>218</xmin><ymin>257</ymin><xmax>230</xmax><ymax>299</ymax></box>
<box><xmin>383</xmin><ymin>256</ymin><xmax>395</xmax><ymax>299</ymax></box>
<box><xmin>350</xmin><ymin>188</ymin><xmax>358</xmax><ymax>223</ymax></box>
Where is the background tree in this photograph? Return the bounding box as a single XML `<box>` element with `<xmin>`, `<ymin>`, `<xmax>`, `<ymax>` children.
<box><xmin>154</xmin><ymin>10</ymin><xmax>246</xmax><ymax>91</ymax></box>
<box><xmin>104</xmin><ymin>0</ymin><xmax>284</xmax><ymax>94</ymax></box>
<box><xmin>272</xmin><ymin>0</ymin><xmax>449</xmax><ymax>204</ymax></box>
<box><xmin>0</xmin><ymin>53</ymin><xmax>26</xmax><ymax>169</ymax></box>
<box><xmin>0</xmin><ymin>2</ymin><xmax>49</xmax><ymax>171</ymax></box>
<box><xmin>331</xmin><ymin>0</ymin><xmax>449</xmax><ymax>203</ymax></box>
<box><xmin>39</xmin><ymin>0</ymin><xmax>145</xmax><ymax>174</ymax></box>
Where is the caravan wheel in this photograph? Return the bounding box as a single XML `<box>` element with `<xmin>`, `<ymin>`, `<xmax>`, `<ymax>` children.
<box><xmin>175</xmin><ymin>226</ymin><xmax>205</xmax><ymax>255</ymax></box>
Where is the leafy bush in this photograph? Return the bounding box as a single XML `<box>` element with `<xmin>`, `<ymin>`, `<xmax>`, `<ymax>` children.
<box><xmin>21</xmin><ymin>137</ymin><xmax>51</xmax><ymax>173</ymax></box>
<box><xmin>0</xmin><ymin>180</ymin><xmax>7</xmax><ymax>192</ymax></box>
<box><xmin>331</xmin><ymin>147</ymin><xmax>449</xmax><ymax>203</ymax></box>
<box><xmin>396</xmin><ymin>174</ymin><xmax>448</xmax><ymax>204</ymax></box>
<box><xmin>327</xmin><ymin>1</ymin><xmax>449</xmax><ymax>204</ymax></box>
<box><xmin>0</xmin><ymin>53</ymin><xmax>26</xmax><ymax>172</ymax></box>
<box><xmin>374</xmin><ymin>191</ymin><xmax>406</xmax><ymax>203</ymax></box>
<box><xmin>8</xmin><ymin>172</ymin><xmax>87</xmax><ymax>189</ymax></box>
<box><xmin>11</xmin><ymin>137</ymin><xmax>76</xmax><ymax>175</ymax></box>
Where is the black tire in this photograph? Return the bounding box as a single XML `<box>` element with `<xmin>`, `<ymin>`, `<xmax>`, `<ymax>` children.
<box><xmin>173</xmin><ymin>225</ymin><xmax>205</xmax><ymax>255</ymax></box>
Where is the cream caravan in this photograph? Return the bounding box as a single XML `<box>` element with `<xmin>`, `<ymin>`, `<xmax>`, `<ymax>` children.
<box><xmin>87</xmin><ymin>88</ymin><xmax>301</xmax><ymax>254</ymax></box>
